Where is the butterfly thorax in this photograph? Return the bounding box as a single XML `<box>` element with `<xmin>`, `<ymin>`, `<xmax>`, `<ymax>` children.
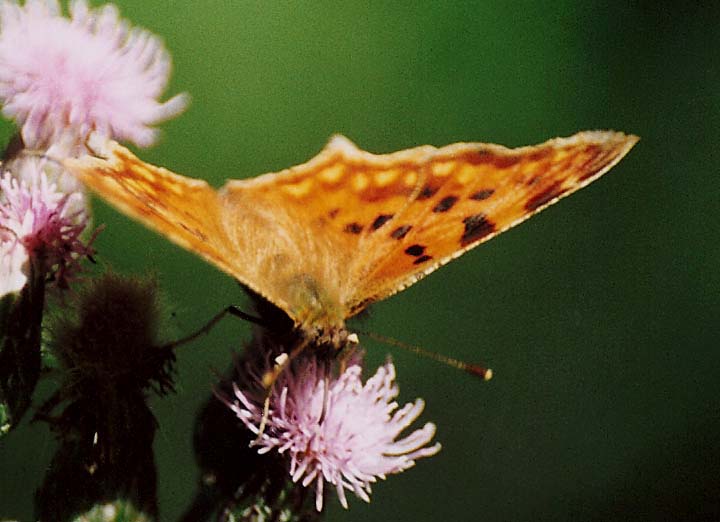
<box><xmin>284</xmin><ymin>272</ymin><xmax>348</xmax><ymax>341</ymax></box>
<box><xmin>245</xmin><ymin>278</ymin><xmax>350</xmax><ymax>352</ymax></box>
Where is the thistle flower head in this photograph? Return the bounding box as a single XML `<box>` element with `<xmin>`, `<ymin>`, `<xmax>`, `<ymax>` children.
<box><xmin>0</xmin><ymin>0</ymin><xmax>188</xmax><ymax>150</ymax></box>
<box><xmin>224</xmin><ymin>355</ymin><xmax>441</xmax><ymax>511</ymax></box>
<box><xmin>50</xmin><ymin>272</ymin><xmax>175</xmax><ymax>395</ymax></box>
<box><xmin>0</xmin><ymin>158</ymin><xmax>91</xmax><ymax>293</ymax></box>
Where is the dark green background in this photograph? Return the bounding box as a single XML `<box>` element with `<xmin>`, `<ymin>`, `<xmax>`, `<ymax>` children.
<box><xmin>2</xmin><ymin>1</ymin><xmax>718</xmax><ymax>521</ymax></box>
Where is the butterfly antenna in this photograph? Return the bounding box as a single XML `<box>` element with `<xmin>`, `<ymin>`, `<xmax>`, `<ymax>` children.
<box><xmin>161</xmin><ymin>305</ymin><xmax>266</xmax><ymax>351</ymax></box>
<box><xmin>360</xmin><ymin>330</ymin><xmax>493</xmax><ymax>381</ymax></box>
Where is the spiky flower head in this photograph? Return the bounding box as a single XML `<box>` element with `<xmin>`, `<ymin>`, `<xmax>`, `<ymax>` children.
<box><xmin>0</xmin><ymin>0</ymin><xmax>188</xmax><ymax>150</ymax></box>
<box><xmin>223</xmin><ymin>354</ymin><xmax>441</xmax><ymax>511</ymax></box>
<box><xmin>0</xmin><ymin>157</ymin><xmax>91</xmax><ymax>294</ymax></box>
<box><xmin>50</xmin><ymin>272</ymin><xmax>175</xmax><ymax>395</ymax></box>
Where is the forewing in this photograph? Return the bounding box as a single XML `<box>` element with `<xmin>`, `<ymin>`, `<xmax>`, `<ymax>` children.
<box><xmin>62</xmin><ymin>139</ymin><xmax>295</xmax><ymax>314</ymax></box>
<box><xmin>345</xmin><ymin>131</ymin><xmax>639</xmax><ymax>315</ymax></box>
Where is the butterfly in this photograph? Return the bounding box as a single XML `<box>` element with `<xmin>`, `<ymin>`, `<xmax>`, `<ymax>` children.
<box><xmin>63</xmin><ymin>131</ymin><xmax>637</xmax><ymax>350</ymax></box>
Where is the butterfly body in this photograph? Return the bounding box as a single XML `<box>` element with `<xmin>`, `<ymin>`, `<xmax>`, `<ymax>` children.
<box><xmin>64</xmin><ymin>131</ymin><xmax>638</xmax><ymax>345</ymax></box>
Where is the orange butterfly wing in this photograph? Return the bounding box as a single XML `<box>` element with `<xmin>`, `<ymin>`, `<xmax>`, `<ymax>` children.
<box><xmin>62</xmin><ymin>141</ymin><xmax>231</xmax><ymax>271</ymax></box>
<box><xmin>61</xmin><ymin>138</ymin><xmax>301</xmax><ymax>317</ymax></box>
<box><xmin>63</xmin><ymin>131</ymin><xmax>637</xmax><ymax>330</ymax></box>
<box><xmin>345</xmin><ymin>131</ymin><xmax>639</xmax><ymax>313</ymax></box>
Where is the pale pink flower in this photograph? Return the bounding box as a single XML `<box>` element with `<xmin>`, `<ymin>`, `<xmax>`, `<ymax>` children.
<box><xmin>0</xmin><ymin>237</ymin><xmax>27</xmax><ymax>295</ymax></box>
<box><xmin>0</xmin><ymin>0</ymin><xmax>188</xmax><ymax>150</ymax></box>
<box><xmin>223</xmin><ymin>356</ymin><xmax>441</xmax><ymax>511</ymax></box>
<box><xmin>0</xmin><ymin>158</ymin><xmax>91</xmax><ymax>294</ymax></box>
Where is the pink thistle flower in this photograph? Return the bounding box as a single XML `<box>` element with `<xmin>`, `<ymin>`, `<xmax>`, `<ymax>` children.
<box><xmin>0</xmin><ymin>158</ymin><xmax>92</xmax><ymax>293</ymax></box>
<box><xmin>0</xmin><ymin>0</ymin><xmax>188</xmax><ymax>150</ymax></box>
<box><xmin>223</xmin><ymin>356</ymin><xmax>441</xmax><ymax>511</ymax></box>
<box><xmin>0</xmin><ymin>236</ymin><xmax>27</xmax><ymax>295</ymax></box>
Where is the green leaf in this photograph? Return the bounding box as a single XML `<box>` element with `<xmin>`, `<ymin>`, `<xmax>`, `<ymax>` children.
<box><xmin>0</xmin><ymin>263</ymin><xmax>45</xmax><ymax>435</ymax></box>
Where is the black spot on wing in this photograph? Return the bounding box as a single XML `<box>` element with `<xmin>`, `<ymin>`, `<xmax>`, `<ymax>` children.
<box><xmin>343</xmin><ymin>222</ymin><xmax>363</xmax><ymax>234</ymax></box>
<box><xmin>418</xmin><ymin>185</ymin><xmax>439</xmax><ymax>200</ymax></box>
<box><xmin>433</xmin><ymin>195</ymin><xmax>458</xmax><ymax>213</ymax></box>
<box><xmin>460</xmin><ymin>213</ymin><xmax>495</xmax><ymax>247</ymax></box>
<box><xmin>404</xmin><ymin>244</ymin><xmax>426</xmax><ymax>257</ymax></box>
<box><xmin>413</xmin><ymin>255</ymin><xmax>433</xmax><ymax>265</ymax></box>
<box><xmin>390</xmin><ymin>225</ymin><xmax>412</xmax><ymax>240</ymax></box>
<box><xmin>371</xmin><ymin>213</ymin><xmax>394</xmax><ymax>230</ymax></box>
<box><xmin>470</xmin><ymin>189</ymin><xmax>494</xmax><ymax>201</ymax></box>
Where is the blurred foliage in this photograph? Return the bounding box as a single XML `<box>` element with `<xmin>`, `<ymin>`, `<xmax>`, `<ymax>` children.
<box><xmin>0</xmin><ymin>263</ymin><xmax>44</xmax><ymax>436</ymax></box>
<box><xmin>71</xmin><ymin>501</ymin><xmax>152</xmax><ymax>522</ymax></box>
<box><xmin>34</xmin><ymin>274</ymin><xmax>174</xmax><ymax>520</ymax></box>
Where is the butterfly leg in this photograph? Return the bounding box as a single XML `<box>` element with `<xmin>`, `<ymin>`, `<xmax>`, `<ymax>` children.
<box><xmin>252</xmin><ymin>336</ymin><xmax>311</xmax><ymax>444</ymax></box>
<box><xmin>252</xmin><ymin>395</ymin><xmax>272</xmax><ymax>447</ymax></box>
<box><xmin>336</xmin><ymin>340</ymin><xmax>360</xmax><ymax>375</ymax></box>
<box><xmin>161</xmin><ymin>305</ymin><xmax>265</xmax><ymax>351</ymax></box>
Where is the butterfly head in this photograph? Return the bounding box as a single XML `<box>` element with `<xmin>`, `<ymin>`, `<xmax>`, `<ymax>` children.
<box><xmin>244</xmin><ymin>276</ymin><xmax>354</xmax><ymax>352</ymax></box>
<box><xmin>300</xmin><ymin>323</ymin><xmax>359</xmax><ymax>353</ymax></box>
